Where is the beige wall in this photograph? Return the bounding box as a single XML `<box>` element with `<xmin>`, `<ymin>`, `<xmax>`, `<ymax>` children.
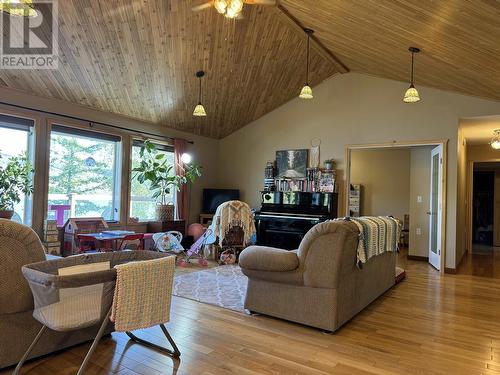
<box><xmin>217</xmin><ymin>73</ymin><xmax>500</xmax><ymax>269</ymax></box>
<box><xmin>456</xmin><ymin>127</ymin><xmax>468</xmax><ymax>264</ymax></box>
<box><xmin>408</xmin><ymin>146</ymin><xmax>434</xmax><ymax>257</ymax></box>
<box><xmin>350</xmin><ymin>148</ymin><xmax>410</xmax><ymax>219</ymax></box>
<box><xmin>0</xmin><ymin>87</ymin><xmax>219</xmax><ymax>228</ymax></box>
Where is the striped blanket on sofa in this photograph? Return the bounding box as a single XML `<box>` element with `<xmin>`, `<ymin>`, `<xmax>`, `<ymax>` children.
<box><xmin>340</xmin><ymin>216</ymin><xmax>401</xmax><ymax>266</ymax></box>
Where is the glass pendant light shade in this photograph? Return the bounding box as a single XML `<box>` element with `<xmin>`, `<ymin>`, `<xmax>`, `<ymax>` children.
<box><xmin>225</xmin><ymin>7</ymin><xmax>238</xmax><ymax>18</ymax></box>
<box><xmin>491</xmin><ymin>130</ymin><xmax>500</xmax><ymax>150</ymax></box>
<box><xmin>229</xmin><ymin>0</ymin><xmax>244</xmax><ymax>12</ymax></box>
<box><xmin>403</xmin><ymin>84</ymin><xmax>420</xmax><ymax>103</ymax></box>
<box><xmin>299</xmin><ymin>85</ymin><xmax>313</xmax><ymax>99</ymax></box>
<box><xmin>403</xmin><ymin>47</ymin><xmax>421</xmax><ymax>104</ymax></box>
<box><xmin>193</xmin><ymin>103</ymin><xmax>207</xmax><ymax>117</ymax></box>
<box><xmin>0</xmin><ymin>0</ymin><xmax>38</xmax><ymax>17</ymax></box>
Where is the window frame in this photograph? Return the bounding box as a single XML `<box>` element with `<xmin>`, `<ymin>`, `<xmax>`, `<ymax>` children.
<box><xmin>129</xmin><ymin>138</ymin><xmax>175</xmax><ymax>222</ymax></box>
<box><xmin>47</xmin><ymin>123</ymin><xmax>124</xmax><ymax>224</ymax></box>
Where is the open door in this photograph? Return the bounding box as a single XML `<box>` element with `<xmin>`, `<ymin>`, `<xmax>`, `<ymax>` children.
<box><xmin>428</xmin><ymin>145</ymin><xmax>443</xmax><ymax>270</ymax></box>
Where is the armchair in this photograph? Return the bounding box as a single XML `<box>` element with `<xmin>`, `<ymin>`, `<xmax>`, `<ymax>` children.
<box><xmin>239</xmin><ymin>220</ymin><xmax>396</xmax><ymax>332</ymax></box>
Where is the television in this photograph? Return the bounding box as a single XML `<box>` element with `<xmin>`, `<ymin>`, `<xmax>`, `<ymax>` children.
<box><xmin>202</xmin><ymin>188</ymin><xmax>240</xmax><ymax>214</ymax></box>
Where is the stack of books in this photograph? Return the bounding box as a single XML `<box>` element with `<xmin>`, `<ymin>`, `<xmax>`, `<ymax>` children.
<box><xmin>43</xmin><ymin>220</ymin><xmax>61</xmax><ymax>255</ymax></box>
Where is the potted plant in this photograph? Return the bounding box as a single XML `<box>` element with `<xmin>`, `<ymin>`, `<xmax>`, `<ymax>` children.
<box><xmin>132</xmin><ymin>140</ymin><xmax>202</xmax><ymax>221</ymax></box>
<box><xmin>0</xmin><ymin>152</ymin><xmax>33</xmax><ymax>219</ymax></box>
<box><xmin>324</xmin><ymin>159</ymin><xmax>334</xmax><ymax>171</ymax></box>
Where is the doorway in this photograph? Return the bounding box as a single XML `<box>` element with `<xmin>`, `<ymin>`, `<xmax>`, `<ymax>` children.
<box><xmin>345</xmin><ymin>140</ymin><xmax>448</xmax><ymax>273</ymax></box>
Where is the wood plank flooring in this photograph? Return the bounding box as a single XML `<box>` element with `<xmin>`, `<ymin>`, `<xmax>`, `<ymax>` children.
<box><xmin>4</xmin><ymin>256</ymin><xmax>500</xmax><ymax>375</ymax></box>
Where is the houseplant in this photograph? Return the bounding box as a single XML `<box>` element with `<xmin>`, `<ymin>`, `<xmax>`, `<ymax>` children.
<box><xmin>132</xmin><ymin>139</ymin><xmax>202</xmax><ymax>221</ymax></box>
<box><xmin>0</xmin><ymin>152</ymin><xmax>33</xmax><ymax>219</ymax></box>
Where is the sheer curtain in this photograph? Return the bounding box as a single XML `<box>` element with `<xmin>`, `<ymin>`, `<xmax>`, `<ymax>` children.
<box><xmin>174</xmin><ymin>138</ymin><xmax>188</xmax><ymax>221</ymax></box>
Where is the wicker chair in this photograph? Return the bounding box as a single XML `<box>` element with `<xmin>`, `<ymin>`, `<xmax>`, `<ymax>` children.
<box><xmin>0</xmin><ymin>219</ymin><xmax>114</xmax><ymax>369</ymax></box>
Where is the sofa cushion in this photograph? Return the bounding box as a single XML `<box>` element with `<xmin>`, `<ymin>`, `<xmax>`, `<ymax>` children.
<box><xmin>239</xmin><ymin>246</ymin><xmax>299</xmax><ymax>272</ymax></box>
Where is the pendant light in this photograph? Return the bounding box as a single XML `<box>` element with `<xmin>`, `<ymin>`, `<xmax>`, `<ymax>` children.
<box><xmin>403</xmin><ymin>47</ymin><xmax>421</xmax><ymax>103</ymax></box>
<box><xmin>299</xmin><ymin>28</ymin><xmax>314</xmax><ymax>100</ymax></box>
<box><xmin>491</xmin><ymin>130</ymin><xmax>500</xmax><ymax>150</ymax></box>
<box><xmin>193</xmin><ymin>70</ymin><xmax>207</xmax><ymax>117</ymax></box>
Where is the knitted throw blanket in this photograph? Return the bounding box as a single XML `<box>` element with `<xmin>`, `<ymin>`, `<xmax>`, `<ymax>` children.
<box><xmin>345</xmin><ymin>216</ymin><xmax>401</xmax><ymax>266</ymax></box>
<box><xmin>111</xmin><ymin>256</ymin><xmax>175</xmax><ymax>332</ymax></box>
<box><xmin>210</xmin><ymin>200</ymin><xmax>256</xmax><ymax>247</ymax></box>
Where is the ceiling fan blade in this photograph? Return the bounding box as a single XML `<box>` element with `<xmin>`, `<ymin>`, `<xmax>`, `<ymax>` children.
<box><xmin>192</xmin><ymin>1</ymin><xmax>213</xmax><ymax>12</ymax></box>
<box><xmin>248</xmin><ymin>0</ymin><xmax>276</xmax><ymax>5</ymax></box>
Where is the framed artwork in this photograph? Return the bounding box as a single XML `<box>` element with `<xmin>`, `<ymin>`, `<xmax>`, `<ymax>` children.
<box><xmin>276</xmin><ymin>149</ymin><xmax>308</xmax><ymax>178</ymax></box>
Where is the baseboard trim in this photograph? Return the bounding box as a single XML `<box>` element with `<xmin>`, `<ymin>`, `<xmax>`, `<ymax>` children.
<box><xmin>444</xmin><ymin>267</ymin><xmax>457</xmax><ymax>274</ymax></box>
<box><xmin>407</xmin><ymin>255</ymin><xmax>429</xmax><ymax>261</ymax></box>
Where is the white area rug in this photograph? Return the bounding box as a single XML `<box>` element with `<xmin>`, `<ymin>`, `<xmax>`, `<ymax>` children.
<box><xmin>173</xmin><ymin>265</ymin><xmax>247</xmax><ymax>313</ymax></box>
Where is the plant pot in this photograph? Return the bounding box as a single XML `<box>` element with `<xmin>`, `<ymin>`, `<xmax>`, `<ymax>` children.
<box><xmin>156</xmin><ymin>204</ymin><xmax>175</xmax><ymax>221</ymax></box>
<box><xmin>0</xmin><ymin>210</ymin><xmax>14</xmax><ymax>220</ymax></box>
<box><xmin>324</xmin><ymin>162</ymin><xmax>333</xmax><ymax>170</ymax></box>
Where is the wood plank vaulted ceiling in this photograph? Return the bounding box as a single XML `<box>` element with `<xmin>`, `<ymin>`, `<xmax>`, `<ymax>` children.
<box><xmin>1</xmin><ymin>0</ymin><xmax>500</xmax><ymax>139</ymax></box>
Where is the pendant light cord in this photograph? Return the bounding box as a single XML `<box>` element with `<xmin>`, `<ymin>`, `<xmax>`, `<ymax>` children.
<box><xmin>198</xmin><ymin>77</ymin><xmax>202</xmax><ymax>104</ymax></box>
<box><xmin>306</xmin><ymin>33</ymin><xmax>310</xmax><ymax>84</ymax></box>
<box><xmin>410</xmin><ymin>51</ymin><xmax>415</xmax><ymax>85</ymax></box>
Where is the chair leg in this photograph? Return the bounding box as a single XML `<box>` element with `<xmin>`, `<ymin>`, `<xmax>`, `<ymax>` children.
<box><xmin>125</xmin><ymin>324</ymin><xmax>181</xmax><ymax>357</ymax></box>
<box><xmin>76</xmin><ymin>308</ymin><xmax>112</xmax><ymax>375</ymax></box>
<box><xmin>13</xmin><ymin>325</ymin><xmax>47</xmax><ymax>375</ymax></box>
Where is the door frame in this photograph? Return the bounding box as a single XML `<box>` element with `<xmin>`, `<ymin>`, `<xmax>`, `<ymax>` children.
<box><xmin>344</xmin><ymin>139</ymin><xmax>448</xmax><ymax>274</ymax></box>
<box><xmin>466</xmin><ymin>159</ymin><xmax>500</xmax><ymax>255</ymax></box>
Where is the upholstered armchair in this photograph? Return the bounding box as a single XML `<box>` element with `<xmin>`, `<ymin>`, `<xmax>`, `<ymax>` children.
<box><xmin>239</xmin><ymin>220</ymin><xmax>396</xmax><ymax>332</ymax></box>
<box><xmin>0</xmin><ymin>219</ymin><xmax>112</xmax><ymax>369</ymax></box>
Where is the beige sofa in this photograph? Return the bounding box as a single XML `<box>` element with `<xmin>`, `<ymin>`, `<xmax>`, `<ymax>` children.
<box><xmin>239</xmin><ymin>220</ymin><xmax>396</xmax><ymax>332</ymax></box>
<box><xmin>0</xmin><ymin>219</ymin><xmax>112</xmax><ymax>369</ymax></box>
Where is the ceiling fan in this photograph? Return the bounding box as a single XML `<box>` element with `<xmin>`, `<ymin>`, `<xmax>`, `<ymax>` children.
<box><xmin>193</xmin><ymin>0</ymin><xmax>276</xmax><ymax>19</ymax></box>
<box><xmin>0</xmin><ymin>0</ymin><xmax>38</xmax><ymax>17</ymax></box>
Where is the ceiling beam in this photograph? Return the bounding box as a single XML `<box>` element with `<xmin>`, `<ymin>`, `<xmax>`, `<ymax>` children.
<box><xmin>275</xmin><ymin>3</ymin><xmax>349</xmax><ymax>74</ymax></box>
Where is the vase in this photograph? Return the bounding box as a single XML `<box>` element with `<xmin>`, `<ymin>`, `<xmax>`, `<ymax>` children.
<box><xmin>156</xmin><ymin>204</ymin><xmax>175</xmax><ymax>221</ymax></box>
<box><xmin>0</xmin><ymin>210</ymin><xmax>14</xmax><ymax>220</ymax></box>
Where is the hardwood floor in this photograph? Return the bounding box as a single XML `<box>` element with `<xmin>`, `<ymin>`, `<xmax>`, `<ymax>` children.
<box><xmin>4</xmin><ymin>256</ymin><xmax>500</xmax><ymax>375</ymax></box>
<box><xmin>457</xmin><ymin>246</ymin><xmax>500</xmax><ymax>279</ymax></box>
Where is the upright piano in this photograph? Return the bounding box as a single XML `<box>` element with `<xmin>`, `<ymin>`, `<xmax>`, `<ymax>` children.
<box><xmin>255</xmin><ymin>191</ymin><xmax>338</xmax><ymax>250</ymax></box>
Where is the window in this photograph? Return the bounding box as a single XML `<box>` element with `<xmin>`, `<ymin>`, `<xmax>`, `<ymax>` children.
<box><xmin>0</xmin><ymin>114</ymin><xmax>35</xmax><ymax>225</ymax></box>
<box><xmin>48</xmin><ymin>126</ymin><xmax>122</xmax><ymax>223</ymax></box>
<box><xmin>130</xmin><ymin>140</ymin><xmax>175</xmax><ymax>221</ymax></box>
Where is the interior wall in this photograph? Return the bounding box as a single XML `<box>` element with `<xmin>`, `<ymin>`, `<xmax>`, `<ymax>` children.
<box><xmin>456</xmin><ymin>126</ymin><xmax>468</xmax><ymax>264</ymax></box>
<box><xmin>408</xmin><ymin>146</ymin><xmax>434</xmax><ymax>258</ymax></box>
<box><xmin>217</xmin><ymin>73</ymin><xmax>500</xmax><ymax>269</ymax></box>
<box><xmin>0</xmin><ymin>87</ymin><xmax>219</xmax><ymax>227</ymax></box>
<box><xmin>350</xmin><ymin>148</ymin><xmax>410</xmax><ymax>219</ymax></box>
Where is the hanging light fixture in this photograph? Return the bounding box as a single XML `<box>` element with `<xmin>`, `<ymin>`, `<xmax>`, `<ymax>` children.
<box><xmin>193</xmin><ymin>70</ymin><xmax>207</xmax><ymax>117</ymax></box>
<box><xmin>299</xmin><ymin>28</ymin><xmax>314</xmax><ymax>100</ymax></box>
<box><xmin>403</xmin><ymin>47</ymin><xmax>421</xmax><ymax>103</ymax></box>
<box><xmin>490</xmin><ymin>130</ymin><xmax>500</xmax><ymax>150</ymax></box>
<box><xmin>0</xmin><ymin>0</ymin><xmax>38</xmax><ymax>17</ymax></box>
<box><xmin>212</xmin><ymin>0</ymin><xmax>244</xmax><ymax>19</ymax></box>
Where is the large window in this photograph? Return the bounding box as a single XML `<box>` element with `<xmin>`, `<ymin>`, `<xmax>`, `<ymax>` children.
<box><xmin>0</xmin><ymin>114</ymin><xmax>34</xmax><ymax>225</ymax></box>
<box><xmin>47</xmin><ymin>126</ymin><xmax>122</xmax><ymax>223</ymax></box>
<box><xmin>130</xmin><ymin>140</ymin><xmax>175</xmax><ymax>221</ymax></box>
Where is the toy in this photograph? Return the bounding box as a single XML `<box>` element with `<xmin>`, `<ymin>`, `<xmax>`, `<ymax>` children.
<box><xmin>176</xmin><ymin>228</ymin><xmax>213</xmax><ymax>267</ymax></box>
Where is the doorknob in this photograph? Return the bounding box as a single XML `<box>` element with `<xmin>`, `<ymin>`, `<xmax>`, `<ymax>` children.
<box><xmin>426</xmin><ymin>211</ymin><xmax>432</xmax><ymax>215</ymax></box>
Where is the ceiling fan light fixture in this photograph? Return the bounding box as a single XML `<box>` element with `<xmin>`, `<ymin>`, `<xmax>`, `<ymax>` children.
<box><xmin>0</xmin><ymin>0</ymin><xmax>38</xmax><ymax>17</ymax></box>
<box><xmin>214</xmin><ymin>0</ymin><xmax>227</xmax><ymax>14</ymax></box>
<box><xmin>491</xmin><ymin>130</ymin><xmax>500</xmax><ymax>150</ymax></box>
<box><xmin>403</xmin><ymin>47</ymin><xmax>421</xmax><ymax>103</ymax></box>
<box><xmin>299</xmin><ymin>85</ymin><xmax>313</xmax><ymax>99</ymax></box>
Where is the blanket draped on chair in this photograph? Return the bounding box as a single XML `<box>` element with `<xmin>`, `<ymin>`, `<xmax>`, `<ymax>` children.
<box><xmin>209</xmin><ymin>200</ymin><xmax>256</xmax><ymax>247</ymax></box>
<box><xmin>339</xmin><ymin>216</ymin><xmax>401</xmax><ymax>266</ymax></box>
<box><xmin>111</xmin><ymin>256</ymin><xmax>175</xmax><ymax>332</ymax></box>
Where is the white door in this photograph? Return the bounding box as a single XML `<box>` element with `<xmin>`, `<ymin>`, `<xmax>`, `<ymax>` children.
<box><xmin>428</xmin><ymin>145</ymin><xmax>443</xmax><ymax>270</ymax></box>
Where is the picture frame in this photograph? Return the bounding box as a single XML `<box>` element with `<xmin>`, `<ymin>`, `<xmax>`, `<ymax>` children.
<box><xmin>276</xmin><ymin>149</ymin><xmax>308</xmax><ymax>179</ymax></box>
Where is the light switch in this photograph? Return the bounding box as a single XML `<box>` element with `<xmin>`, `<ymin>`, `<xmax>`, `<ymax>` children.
<box><xmin>416</xmin><ymin>228</ymin><xmax>422</xmax><ymax>235</ymax></box>
<box><xmin>417</xmin><ymin>196</ymin><xmax>423</xmax><ymax>203</ymax></box>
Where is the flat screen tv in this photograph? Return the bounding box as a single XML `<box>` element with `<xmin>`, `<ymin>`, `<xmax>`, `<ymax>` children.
<box><xmin>202</xmin><ymin>188</ymin><xmax>240</xmax><ymax>214</ymax></box>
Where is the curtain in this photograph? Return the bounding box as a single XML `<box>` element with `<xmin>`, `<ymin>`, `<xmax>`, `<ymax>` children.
<box><xmin>174</xmin><ymin>138</ymin><xmax>188</xmax><ymax>221</ymax></box>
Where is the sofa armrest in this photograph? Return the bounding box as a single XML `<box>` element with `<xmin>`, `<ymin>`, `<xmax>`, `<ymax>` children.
<box><xmin>239</xmin><ymin>246</ymin><xmax>299</xmax><ymax>272</ymax></box>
